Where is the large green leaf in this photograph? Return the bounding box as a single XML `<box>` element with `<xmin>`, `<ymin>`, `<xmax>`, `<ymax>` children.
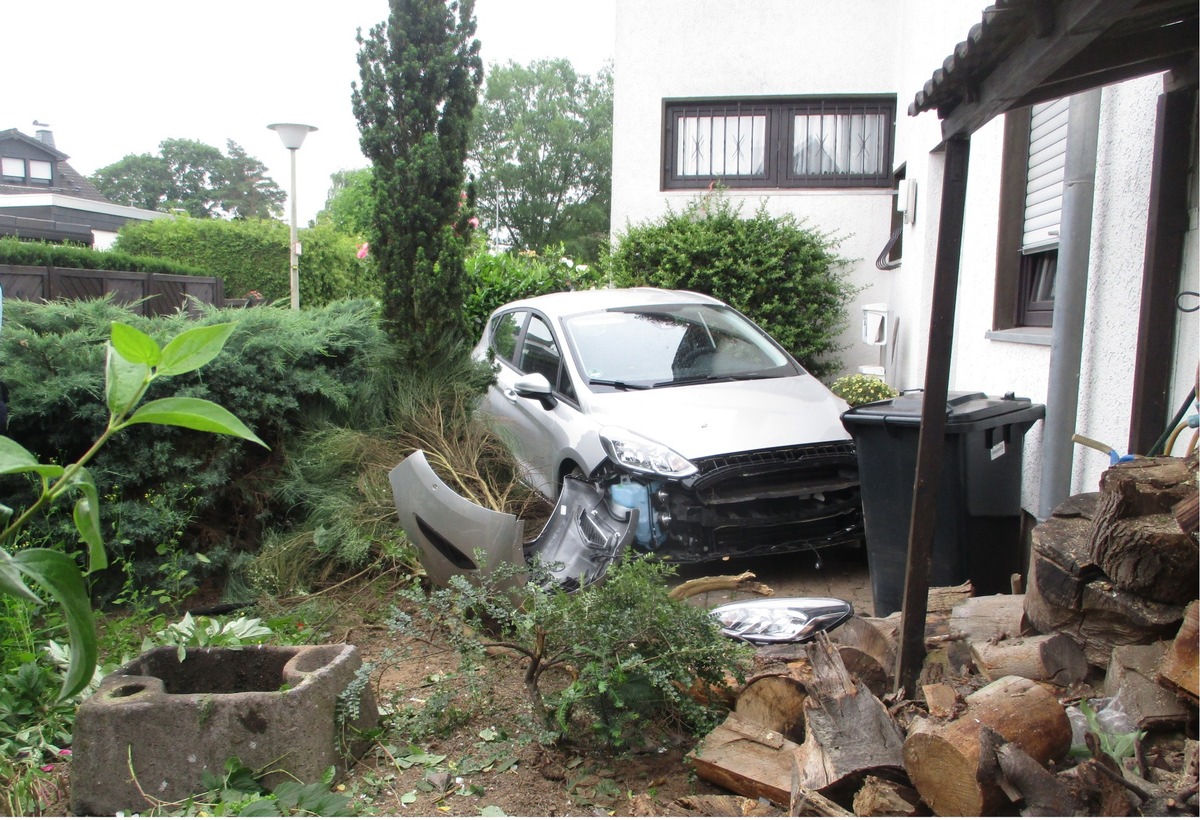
<box><xmin>0</xmin><ymin>555</ymin><xmax>43</xmax><ymax>605</ymax></box>
<box><xmin>105</xmin><ymin>343</ymin><xmax>151</xmax><ymax>416</ymax></box>
<box><xmin>9</xmin><ymin>549</ymin><xmax>97</xmax><ymax>700</ymax></box>
<box><xmin>109</xmin><ymin>321</ymin><xmax>162</xmax><ymax>367</ymax></box>
<box><xmin>157</xmin><ymin>323</ymin><xmax>236</xmax><ymax>377</ymax></box>
<box><xmin>127</xmin><ymin>397</ymin><xmax>268</xmax><ymax>448</ymax></box>
<box><xmin>71</xmin><ymin>467</ymin><xmax>106</xmax><ymax>574</ymax></box>
<box><xmin>0</xmin><ymin>437</ymin><xmax>64</xmax><ymax>480</ymax></box>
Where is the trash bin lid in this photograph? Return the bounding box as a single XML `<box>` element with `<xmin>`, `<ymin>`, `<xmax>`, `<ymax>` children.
<box><xmin>841</xmin><ymin>390</ymin><xmax>1045</xmax><ymax>431</ymax></box>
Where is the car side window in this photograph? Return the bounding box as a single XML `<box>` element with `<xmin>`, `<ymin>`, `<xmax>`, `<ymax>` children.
<box><xmin>520</xmin><ymin>316</ymin><xmax>577</xmax><ymax>402</ymax></box>
<box><xmin>491</xmin><ymin>311</ymin><xmax>526</xmax><ymax>365</ymax></box>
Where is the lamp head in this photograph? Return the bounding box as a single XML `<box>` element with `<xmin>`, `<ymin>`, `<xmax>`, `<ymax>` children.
<box><xmin>268</xmin><ymin>123</ymin><xmax>318</xmax><ymax>150</ymax></box>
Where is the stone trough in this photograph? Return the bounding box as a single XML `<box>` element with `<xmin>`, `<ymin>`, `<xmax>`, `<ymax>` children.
<box><xmin>70</xmin><ymin>643</ymin><xmax>378</xmax><ymax>816</ymax></box>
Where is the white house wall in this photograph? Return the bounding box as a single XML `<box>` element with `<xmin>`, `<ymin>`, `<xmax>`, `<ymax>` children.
<box><xmin>612</xmin><ymin>1</ymin><xmax>1196</xmax><ymax>518</ymax></box>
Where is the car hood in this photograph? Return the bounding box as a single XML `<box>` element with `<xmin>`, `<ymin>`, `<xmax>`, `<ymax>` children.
<box><xmin>581</xmin><ymin>375</ymin><xmax>851</xmax><ymax>459</ymax></box>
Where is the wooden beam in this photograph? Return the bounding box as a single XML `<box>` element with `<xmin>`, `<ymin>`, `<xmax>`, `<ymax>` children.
<box><xmin>1129</xmin><ymin>85</ymin><xmax>1195</xmax><ymax>455</ymax></box>
<box><xmin>895</xmin><ymin>135</ymin><xmax>971</xmax><ymax>697</ymax></box>
<box><xmin>940</xmin><ymin>0</ymin><xmax>1144</xmax><ymax>139</ymax></box>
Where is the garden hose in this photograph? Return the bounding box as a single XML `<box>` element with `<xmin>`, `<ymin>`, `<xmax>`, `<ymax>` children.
<box><xmin>1148</xmin><ymin>385</ymin><xmax>1196</xmax><ymax>457</ymax></box>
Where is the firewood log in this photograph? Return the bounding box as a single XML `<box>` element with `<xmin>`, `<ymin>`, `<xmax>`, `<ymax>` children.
<box><xmin>970</xmin><ymin>633</ymin><xmax>1088</xmax><ymax>686</ymax></box>
<box><xmin>902</xmin><ymin>675</ymin><xmax>1072</xmax><ymax>816</ymax></box>
<box><xmin>1157</xmin><ymin>600</ymin><xmax>1199</xmax><ymax>702</ymax></box>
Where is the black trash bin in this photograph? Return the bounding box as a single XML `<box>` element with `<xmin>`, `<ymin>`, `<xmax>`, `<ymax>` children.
<box><xmin>841</xmin><ymin>390</ymin><xmax>1045</xmax><ymax>617</ymax></box>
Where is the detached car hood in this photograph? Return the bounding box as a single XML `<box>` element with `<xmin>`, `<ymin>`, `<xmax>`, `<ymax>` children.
<box><xmin>582</xmin><ymin>375</ymin><xmax>851</xmax><ymax>458</ymax></box>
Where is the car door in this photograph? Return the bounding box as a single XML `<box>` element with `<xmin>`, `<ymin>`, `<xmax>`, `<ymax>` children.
<box><xmin>490</xmin><ymin>312</ymin><xmax>580</xmax><ymax>496</ymax></box>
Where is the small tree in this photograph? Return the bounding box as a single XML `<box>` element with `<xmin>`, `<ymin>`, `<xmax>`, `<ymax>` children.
<box><xmin>351</xmin><ymin>0</ymin><xmax>483</xmax><ymax>367</ymax></box>
<box><xmin>605</xmin><ymin>193</ymin><xmax>858</xmax><ymax>378</ymax></box>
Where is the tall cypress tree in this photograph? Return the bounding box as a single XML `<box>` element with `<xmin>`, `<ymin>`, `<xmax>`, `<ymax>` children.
<box><xmin>352</xmin><ymin>0</ymin><xmax>483</xmax><ymax>366</ymax></box>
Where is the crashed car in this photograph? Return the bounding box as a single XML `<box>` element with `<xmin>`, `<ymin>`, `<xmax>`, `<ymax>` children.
<box><xmin>390</xmin><ymin>287</ymin><xmax>861</xmax><ymax>587</ymax></box>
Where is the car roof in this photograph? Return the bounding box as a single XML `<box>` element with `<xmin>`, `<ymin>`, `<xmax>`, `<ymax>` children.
<box><xmin>497</xmin><ymin>287</ymin><xmax>723</xmax><ymax>317</ymax></box>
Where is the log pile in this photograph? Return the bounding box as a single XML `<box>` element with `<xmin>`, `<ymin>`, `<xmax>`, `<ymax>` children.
<box><xmin>667</xmin><ymin>454</ymin><xmax>1198</xmax><ymax>817</ymax></box>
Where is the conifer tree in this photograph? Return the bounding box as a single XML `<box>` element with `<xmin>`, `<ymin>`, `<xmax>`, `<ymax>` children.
<box><xmin>351</xmin><ymin>0</ymin><xmax>483</xmax><ymax>365</ymax></box>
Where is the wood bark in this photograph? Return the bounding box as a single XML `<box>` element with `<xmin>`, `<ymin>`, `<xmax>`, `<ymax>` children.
<box><xmin>901</xmin><ymin>675</ymin><xmax>1072</xmax><ymax>816</ymax></box>
<box><xmin>827</xmin><ymin>615</ymin><xmax>897</xmax><ymax>697</ymax></box>
<box><xmin>970</xmin><ymin>633</ymin><xmax>1088</xmax><ymax>686</ymax></box>
<box><xmin>986</xmin><ymin>726</ymin><xmax>1083</xmax><ymax>816</ymax></box>
<box><xmin>790</xmin><ymin>633</ymin><xmax>905</xmax><ymax>793</ymax></box>
<box><xmin>687</xmin><ymin>713</ymin><xmax>798</xmax><ymax>807</ymax></box>
<box><xmin>1157</xmin><ymin>600</ymin><xmax>1199</xmax><ymax>701</ymax></box>
<box><xmin>1089</xmin><ymin>469</ymin><xmax>1198</xmax><ymax>605</ymax></box>
<box><xmin>670</xmin><ymin>571</ymin><xmax>774</xmax><ymax>601</ymax></box>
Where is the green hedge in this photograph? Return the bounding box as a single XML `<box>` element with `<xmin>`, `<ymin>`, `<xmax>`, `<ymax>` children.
<box><xmin>0</xmin><ymin>236</ymin><xmax>206</xmax><ymax>276</ymax></box>
<box><xmin>114</xmin><ymin>217</ymin><xmax>379</xmax><ymax>306</ymax></box>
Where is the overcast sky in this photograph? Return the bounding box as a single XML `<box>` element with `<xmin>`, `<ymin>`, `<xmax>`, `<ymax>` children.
<box><xmin>4</xmin><ymin>0</ymin><xmax>615</xmax><ymax>224</ymax></box>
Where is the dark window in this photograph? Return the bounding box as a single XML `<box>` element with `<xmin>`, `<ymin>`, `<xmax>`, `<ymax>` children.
<box><xmin>520</xmin><ymin>316</ymin><xmax>576</xmax><ymax>401</ymax></box>
<box><xmin>1017</xmin><ymin>250</ymin><xmax>1056</xmax><ymax>327</ymax></box>
<box><xmin>664</xmin><ymin>97</ymin><xmax>895</xmax><ymax>190</ymax></box>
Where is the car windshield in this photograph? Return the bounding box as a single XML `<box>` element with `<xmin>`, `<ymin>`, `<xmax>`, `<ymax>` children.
<box><xmin>562</xmin><ymin>303</ymin><xmax>801</xmax><ymax>388</ymax></box>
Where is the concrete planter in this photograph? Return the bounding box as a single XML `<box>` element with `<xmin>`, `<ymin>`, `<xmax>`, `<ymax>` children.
<box><xmin>70</xmin><ymin>643</ymin><xmax>378</xmax><ymax>816</ymax></box>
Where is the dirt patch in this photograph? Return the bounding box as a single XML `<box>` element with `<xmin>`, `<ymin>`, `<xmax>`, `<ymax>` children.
<box><xmin>335</xmin><ymin>550</ymin><xmax>872</xmax><ymax>816</ymax></box>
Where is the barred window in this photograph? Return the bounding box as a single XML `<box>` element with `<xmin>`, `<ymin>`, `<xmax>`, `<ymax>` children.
<box><xmin>664</xmin><ymin>97</ymin><xmax>895</xmax><ymax>190</ymax></box>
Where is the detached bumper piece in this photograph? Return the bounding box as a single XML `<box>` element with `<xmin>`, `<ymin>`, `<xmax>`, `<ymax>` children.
<box><xmin>389</xmin><ymin>451</ymin><xmax>636</xmax><ymax>590</ymax></box>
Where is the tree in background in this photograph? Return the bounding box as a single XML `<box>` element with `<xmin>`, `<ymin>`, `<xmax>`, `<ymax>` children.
<box><xmin>471</xmin><ymin>59</ymin><xmax>612</xmax><ymax>262</ymax></box>
<box><xmin>91</xmin><ymin>138</ymin><xmax>285</xmax><ymax>220</ymax></box>
<box><xmin>316</xmin><ymin>168</ymin><xmax>374</xmax><ymax>237</ymax></box>
<box><xmin>351</xmin><ymin>0</ymin><xmax>483</xmax><ymax>366</ymax></box>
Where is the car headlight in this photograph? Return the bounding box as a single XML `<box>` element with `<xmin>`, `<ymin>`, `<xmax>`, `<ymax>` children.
<box><xmin>600</xmin><ymin>427</ymin><xmax>697</xmax><ymax>478</ymax></box>
<box><xmin>710</xmin><ymin>597</ymin><xmax>854</xmax><ymax>644</ymax></box>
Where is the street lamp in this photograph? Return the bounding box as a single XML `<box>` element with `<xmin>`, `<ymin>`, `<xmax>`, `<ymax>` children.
<box><xmin>267</xmin><ymin>122</ymin><xmax>318</xmax><ymax>310</ymax></box>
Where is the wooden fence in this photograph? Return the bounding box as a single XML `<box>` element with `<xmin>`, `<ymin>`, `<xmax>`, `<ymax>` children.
<box><xmin>0</xmin><ymin>265</ymin><xmax>227</xmax><ymax>316</ymax></box>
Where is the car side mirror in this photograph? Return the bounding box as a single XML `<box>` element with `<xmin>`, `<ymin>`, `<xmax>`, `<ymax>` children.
<box><xmin>514</xmin><ymin>373</ymin><xmax>557</xmax><ymax>409</ymax></box>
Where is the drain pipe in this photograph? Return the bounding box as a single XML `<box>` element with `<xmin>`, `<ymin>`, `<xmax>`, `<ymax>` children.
<box><xmin>1038</xmin><ymin>88</ymin><xmax>1103</xmax><ymax>521</ymax></box>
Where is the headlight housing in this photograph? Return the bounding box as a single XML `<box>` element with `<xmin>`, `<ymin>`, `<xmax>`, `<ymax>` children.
<box><xmin>600</xmin><ymin>427</ymin><xmax>697</xmax><ymax>478</ymax></box>
<box><xmin>710</xmin><ymin>597</ymin><xmax>854</xmax><ymax>644</ymax></box>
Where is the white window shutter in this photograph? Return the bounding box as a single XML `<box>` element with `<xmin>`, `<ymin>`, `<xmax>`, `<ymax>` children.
<box><xmin>1022</xmin><ymin>97</ymin><xmax>1069</xmax><ymax>251</ymax></box>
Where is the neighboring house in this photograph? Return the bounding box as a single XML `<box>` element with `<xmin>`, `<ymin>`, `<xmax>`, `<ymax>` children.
<box><xmin>611</xmin><ymin>0</ymin><xmax>1198</xmax><ymax>524</ymax></box>
<box><xmin>0</xmin><ymin>127</ymin><xmax>164</xmax><ymax>249</ymax></box>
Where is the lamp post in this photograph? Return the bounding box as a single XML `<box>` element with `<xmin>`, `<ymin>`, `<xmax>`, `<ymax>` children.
<box><xmin>267</xmin><ymin>123</ymin><xmax>317</xmax><ymax>310</ymax></box>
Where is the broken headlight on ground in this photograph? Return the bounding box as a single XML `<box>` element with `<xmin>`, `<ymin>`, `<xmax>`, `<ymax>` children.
<box><xmin>710</xmin><ymin>597</ymin><xmax>854</xmax><ymax>645</ymax></box>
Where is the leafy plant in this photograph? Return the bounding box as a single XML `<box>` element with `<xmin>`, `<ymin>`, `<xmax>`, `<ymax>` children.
<box><xmin>1070</xmin><ymin>698</ymin><xmax>1146</xmax><ymax>773</ymax></box>
<box><xmin>0</xmin><ymin>320</ymin><xmax>267</xmax><ymax>699</ymax></box>
<box><xmin>830</xmin><ymin>373</ymin><xmax>898</xmax><ymax>406</ymax></box>
<box><xmin>148</xmin><ymin>613</ymin><xmax>274</xmax><ymax>662</ymax></box>
<box><xmin>132</xmin><ymin>756</ymin><xmax>350</xmax><ymax>816</ymax></box>
<box><xmin>605</xmin><ymin>191</ymin><xmax>858</xmax><ymax>378</ymax></box>
<box><xmin>418</xmin><ymin>553</ymin><xmax>752</xmax><ymax>749</ymax></box>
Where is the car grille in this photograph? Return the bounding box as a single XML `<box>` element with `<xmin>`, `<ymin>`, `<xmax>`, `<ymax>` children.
<box><xmin>665</xmin><ymin>440</ymin><xmax>863</xmax><ymax>560</ymax></box>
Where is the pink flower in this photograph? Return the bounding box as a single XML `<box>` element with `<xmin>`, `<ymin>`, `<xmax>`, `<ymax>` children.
<box><xmin>467</xmin><ymin>217</ymin><xmax>480</xmax><ymax>229</ymax></box>
<box><xmin>356</xmin><ymin>242</ymin><xmax>370</xmax><ymax>259</ymax></box>
<box><xmin>59</xmin><ymin>749</ymin><xmax>72</xmax><ymax>757</ymax></box>
<box><xmin>40</xmin><ymin>764</ymin><xmax>54</xmax><ymax>772</ymax></box>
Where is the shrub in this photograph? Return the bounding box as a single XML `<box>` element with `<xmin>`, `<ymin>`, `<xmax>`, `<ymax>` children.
<box><xmin>0</xmin><ymin>236</ymin><xmax>204</xmax><ymax>276</ymax></box>
<box><xmin>830</xmin><ymin>373</ymin><xmax>898</xmax><ymax>406</ymax></box>
<box><xmin>462</xmin><ymin>241</ymin><xmax>606</xmax><ymax>339</ymax></box>
<box><xmin>113</xmin><ymin>217</ymin><xmax>376</xmax><ymax>306</ymax></box>
<box><xmin>0</xmin><ymin>298</ymin><xmax>387</xmax><ymax>598</ymax></box>
<box><xmin>604</xmin><ymin>192</ymin><xmax>857</xmax><ymax>378</ymax></box>
<box><xmin>418</xmin><ymin>553</ymin><xmax>752</xmax><ymax>749</ymax></box>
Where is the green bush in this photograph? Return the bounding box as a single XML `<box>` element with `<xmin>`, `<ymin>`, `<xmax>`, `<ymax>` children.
<box><xmin>463</xmin><ymin>241</ymin><xmax>606</xmax><ymax>339</ymax></box>
<box><xmin>0</xmin><ymin>297</ymin><xmax>388</xmax><ymax>598</ymax></box>
<box><xmin>113</xmin><ymin>217</ymin><xmax>377</xmax><ymax>306</ymax></box>
<box><xmin>604</xmin><ymin>193</ymin><xmax>857</xmax><ymax>378</ymax></box>
<box><xmin>0</xmin><ymin>236</ymin><xmax>204</xmax><ymax>276</ymax></box>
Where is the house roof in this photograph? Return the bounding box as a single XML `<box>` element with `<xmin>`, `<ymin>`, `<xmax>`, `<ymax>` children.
<box><xmin>0</xmin><ymin>127</ymin><xmax>112</xmax><ymax>203</ymax></box>
<box><xmin>909</xmin><ymin>0</ymin><xmax>1199</xmax><ymax>140</ymax></box>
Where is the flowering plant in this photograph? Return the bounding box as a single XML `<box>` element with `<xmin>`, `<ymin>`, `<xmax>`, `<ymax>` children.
<box><xmin>830</xmin><ymin>373</ymin><xmax>898</xmax><ymax>406</ymax></box>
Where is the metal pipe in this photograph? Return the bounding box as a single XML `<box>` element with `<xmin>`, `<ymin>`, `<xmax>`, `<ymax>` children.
<box><xmin>288</xmin><ymin>147</ymin><xmax>299</xmax><ymax>311</ymax></box>
<box><xmin>1038</xmin><ymin>88</ymin><xmax>1102</xmax><ymax>520</ymax></box>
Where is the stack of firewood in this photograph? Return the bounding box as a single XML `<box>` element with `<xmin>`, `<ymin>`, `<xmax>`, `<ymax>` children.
<box><xmin>635</xmin><ymin>454</ymin><xmax>1198</xmax><ymax>817</ymax></box>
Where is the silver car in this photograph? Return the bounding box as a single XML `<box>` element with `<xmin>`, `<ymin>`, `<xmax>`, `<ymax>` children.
<box><xmin>469</xmin><ymin>287</ymin><xmax>862</xmax><ymax>564</ymax></box>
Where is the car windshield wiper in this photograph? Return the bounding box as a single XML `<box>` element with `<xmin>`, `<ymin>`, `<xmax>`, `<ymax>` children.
<box><xmin>587</xmin><ymin>378</ymin><xmax>652</xmax><ymax>390</ymax></box>
<box><xmin>652</xmin><ymin>372</ymin><xmax>777</xmax><ymax>388</ymax></box>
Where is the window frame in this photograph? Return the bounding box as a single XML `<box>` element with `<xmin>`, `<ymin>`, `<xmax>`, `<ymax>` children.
<box><xmin>662</xmin><ymin>95</ymin><xmax>896</xmax><ymax>191</ymax></box>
